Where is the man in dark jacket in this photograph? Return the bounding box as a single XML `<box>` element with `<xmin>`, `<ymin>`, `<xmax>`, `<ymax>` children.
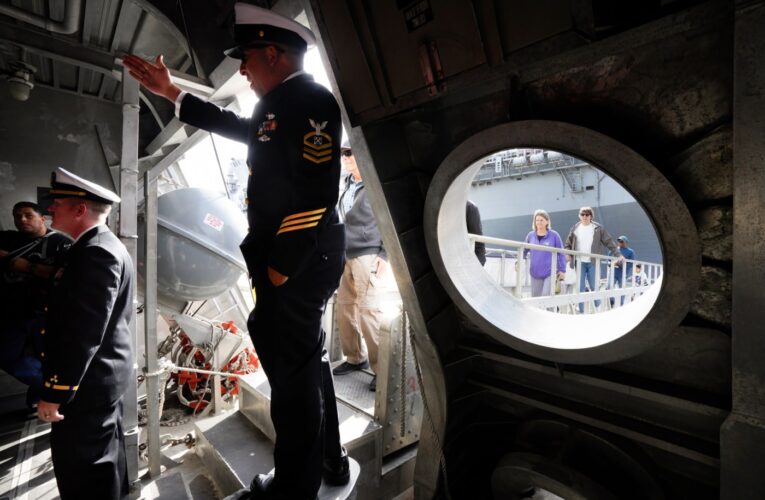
<box><xmin>332</xmin><ymin>142</ymin><xmax>390</xmax><ymax>391</ymax></box>
<box><xmin>466</xmin><ymin>200</ymin><xmax>486</xmax><ymax>265</ymax></box>
<box><xmin>0</xmin><ymin>201</ymin><xmax>70</xmax><ymax>411</ymax></box>
<box><xmin>123</xmin><ymin>4</ymin><xmax>348</xmax><ymax>498</ymax></box>
<box><xmin>564</xmin><ymin>206</ymin><xmax>623</xmax><ymax>312</ymax></box>
<box><xmin>37</xmin><ymin>167</ymin><xmax>133</xmax><ymax>500</ymax></box>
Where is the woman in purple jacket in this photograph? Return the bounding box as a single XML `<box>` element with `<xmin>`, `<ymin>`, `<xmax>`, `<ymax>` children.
<box><xmin>523</xmin><ymin>209</ymin><xmax>566</xmax><ymax>298</ymax></box>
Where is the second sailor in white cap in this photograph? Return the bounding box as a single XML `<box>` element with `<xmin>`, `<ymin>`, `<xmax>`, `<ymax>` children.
<box><xmin>37</xmin><ymin>167</ymin><xmax>135</xmax><ymax>500</ymax></box>
<box><xmin>123</xmin><ymin>4</ymin><xmax>348</xmax><ymax>499</ymax></box>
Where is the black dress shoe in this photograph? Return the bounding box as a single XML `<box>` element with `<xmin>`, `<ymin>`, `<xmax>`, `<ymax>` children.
<box><xmin>250</xmin><ymin>472</ymin><xmax>318</xmax><ymax>499</ymax></box>
<box><xmin>369</xmin><ymin>375</ymin><xmax>377</xmax><ymax>392</ymax></box>
<box><xmin>332</xmin><ymin>360</ymin><xmax>369</xmax><ymax>375</ymax></box>
<box><xmin>323</xmin><ymin>446</ymin><xmax>350</xmax><ymax>486</ymax></box>
<box><xmin>249</xmin><ymin>473</ymin><xmax>275</xmax><ymax>499</ymax></box>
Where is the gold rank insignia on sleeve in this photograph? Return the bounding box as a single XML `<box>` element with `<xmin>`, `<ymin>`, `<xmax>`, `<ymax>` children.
<box><xmin>277</xmin><ymin>207</ymin><xmax>326</xmax><ymax>235</ymax></box>
<box><xmin>45</xmin><ymin>375</ymin><xmax>78</xmax><ymax>391</ymax></box>
<box><xmin>303</xmin><ymin>119</ymin><xmax>332</xmax><ymax>164</ymax></box>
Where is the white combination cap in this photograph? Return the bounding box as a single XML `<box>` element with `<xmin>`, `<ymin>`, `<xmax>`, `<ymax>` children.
<box><xmin>48</xmin><ymin>167</ymin><xmax>121</xmax><ymax>204</ymax></box>
<box><xmin>224</xmin><ymin>3</ymin><xmax>316</xmax><ymax>59</ymax></box>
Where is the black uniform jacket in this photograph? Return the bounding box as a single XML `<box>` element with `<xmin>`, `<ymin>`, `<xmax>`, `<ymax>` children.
<box><xmin>0</xmin><ymin>229</ymin><xmax>71</xmax><ymax>319</ymax></box>
<box><xmin>42</xmin><ymin>225</ymin><xmax>134</xmax><ymax>407</ymax></box>
<box><xmin>466</xmin><ymin>201</ymin><xmax>486</xmax><ymax>265</ymax></box>
<box><xmin>179</xmin><ymin>73</ymin><xmax>344</xmax><ymax>278</ymax></box>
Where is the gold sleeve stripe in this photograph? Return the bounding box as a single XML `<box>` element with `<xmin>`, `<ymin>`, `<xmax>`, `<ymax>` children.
<box><xmin>279</xmin><ymin>214</ymin><xmax>323</xmax><ymax>229</ymax></box>
<box><xmin>303</xmin><ymin>140</ymin><xmax>332</xmax><ymax>151</ymax></box>
<box><xmin>282</xmin><ymin>207</ymin><xmax>326</xmax><ymax>223</ymax></box>
<box><xmin>276</xmin><ymin>221</ymin><xmax>320</xmax><ymax>235</ymax></box>
<box><xmin>44</xmin><ymin>382</ymin><xmax>78</xmax><ymax>391</ymax></box>
<box><xmin>303</xmin><ymin>148</ymin><xmax>332</xmax><ymax>158</ymax></box>
<box><xmin>303</xmin><ymin>145</ymin><xmax>333</xmax><ymax>156</ymax></box>
<box><xmin>303</xmin><ymin>154</ymin><xmax>332</xmax><ymax>165</ymax></box>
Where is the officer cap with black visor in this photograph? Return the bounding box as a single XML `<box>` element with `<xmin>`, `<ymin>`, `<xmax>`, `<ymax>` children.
<box><xmin>42</xmin><ymin>167</ymin><xmax>121</xmax><ymax>207</ymax></box>
<box><xmin>223</xmin><ymin>3</ymin><xmax>316</xmax><ymax>60</ymax></box>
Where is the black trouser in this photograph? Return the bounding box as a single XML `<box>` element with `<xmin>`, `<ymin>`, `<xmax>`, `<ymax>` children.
<box><xmin>50</xmin><ymin>398</ymin><xmax>128</xmax><ymax>500</ymax></box>
<box><xmin>248</xmin><ymin>249</ymin><xmax>344</xmax><ymax>499</ymax></box>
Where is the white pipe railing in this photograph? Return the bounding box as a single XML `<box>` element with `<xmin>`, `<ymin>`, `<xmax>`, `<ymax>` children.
<box><xmin>469</xmin><ymin>234</ymin><xmax>663</xmax><ymax>314</ymax></box>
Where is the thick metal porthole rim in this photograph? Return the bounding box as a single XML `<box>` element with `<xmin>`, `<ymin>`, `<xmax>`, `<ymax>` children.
<box><xmin>423</xmin><ymin>120</ymin><xmax>700</xmax><ymax>364</ymax></box>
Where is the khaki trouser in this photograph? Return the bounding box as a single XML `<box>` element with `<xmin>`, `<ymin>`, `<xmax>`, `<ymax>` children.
<box><xmin>336</xmin><ymin>254</ymin><xmax>385</xmax><ymax>374</ymax></box>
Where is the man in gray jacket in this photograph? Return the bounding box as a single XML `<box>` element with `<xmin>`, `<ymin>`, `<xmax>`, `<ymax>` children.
<box><xmin>332</xmin><ymin>142</ymin><xmax>388</xmax><ymax>391</ymax></box>
<box><xmin>564</xmin><ymin>206</ymin><xmax>623</xmax><ymax>313</ymax></box>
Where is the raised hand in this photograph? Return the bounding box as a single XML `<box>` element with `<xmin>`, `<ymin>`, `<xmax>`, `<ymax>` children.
<box><xmin>121</xmin><ymin>54</ymin><xmax>181</xmax><ymax>102</ymax></box>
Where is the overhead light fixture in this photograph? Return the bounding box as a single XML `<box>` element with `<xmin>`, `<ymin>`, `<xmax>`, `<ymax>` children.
<box><xmin>3</xmin><ymin>62</ymin><xmax>36</xmax><ymax>101</ymax></box>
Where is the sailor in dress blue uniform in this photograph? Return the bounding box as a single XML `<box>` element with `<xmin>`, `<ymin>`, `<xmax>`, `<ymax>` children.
<box><xmin>37</xmin><ymin>168</ymin><xmax>134</xmax><ymax>500</ymax></box>
<box><xmin>124</xmin><ymin>4</ymin><xmax>348</xmax><ymax>499</ymax></box>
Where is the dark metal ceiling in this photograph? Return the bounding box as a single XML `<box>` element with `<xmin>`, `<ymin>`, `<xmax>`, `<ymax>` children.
<box><xmin>0</xmin><ymin>0</ymin><xmax>206</xmax><ymax>111</ymax></box>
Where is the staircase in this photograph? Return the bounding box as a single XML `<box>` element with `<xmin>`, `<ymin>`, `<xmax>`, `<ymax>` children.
<box><xmin>193</xmin><ymin>309</ymin><xmax>420</xmax><ymax>500</ymax></box>
<box><xmin>559</xmin><ymin>167</ymin><xmax>584</xmax><ymax>192</ymax></box>
<box><xmin>194</xmin><ymin>369</ymin><xmax>367</xmax><ymax>499</ymax></box>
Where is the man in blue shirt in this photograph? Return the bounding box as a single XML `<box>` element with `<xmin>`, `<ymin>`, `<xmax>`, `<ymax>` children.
<box><xmin>612</xmin><ymin>235</ymin><xmax>635</xmax><ymax>306</ymax></box>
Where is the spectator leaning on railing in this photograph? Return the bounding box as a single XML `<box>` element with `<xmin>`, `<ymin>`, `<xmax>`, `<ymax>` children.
<box><xmin>613</xmin><ymin>235</ymin><xmax>635</xmax><ymax>287</ymax></box>
<box><xmin>634</xmin><ymin>264</ymin><xmax>649</xmax><ymax>286</ymax></box>
<box><xmin>610</xmin><ymin>235</ymin><xmax>636</xmax><ymax>306</ymax></box>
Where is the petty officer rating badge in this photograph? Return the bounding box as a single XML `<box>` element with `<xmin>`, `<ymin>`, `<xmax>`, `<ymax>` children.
<box><xmin>302</xmin><ymin>118</ymin><xmax>333</xmax><ymax>164</ymax></box>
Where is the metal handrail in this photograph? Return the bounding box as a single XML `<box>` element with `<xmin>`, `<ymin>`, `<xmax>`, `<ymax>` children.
<box><xmin>469</xmin><ymin>234</ymin><xmax>663</xmax><ymax>313</ymax></box>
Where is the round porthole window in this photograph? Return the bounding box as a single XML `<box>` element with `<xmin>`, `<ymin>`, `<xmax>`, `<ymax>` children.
<box><xmin>423</xmin><ymin>121</ymin><xmax>699</xmax><ymax>363</ymax></box>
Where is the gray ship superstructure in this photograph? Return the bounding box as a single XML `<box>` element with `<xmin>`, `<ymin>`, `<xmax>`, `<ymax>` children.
<box><xmin>469</xmin><ymin>149</ymin><xmax>663</xmax><ymax>265</ymax></box>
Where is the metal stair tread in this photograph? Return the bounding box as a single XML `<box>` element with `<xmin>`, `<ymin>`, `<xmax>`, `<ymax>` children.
<box><xmin>195</xmin><ymin>410</ymin><xmax>274</xmax><ymax>495</ymax></box>
<box><xmin>238</xmin><ymin>371</ymin><xmax>382</xmax><ymax>448</ymax></box>
<box><xmin>151</xmin><ymin>470</ymin><xmax>192</xmax><ymax>500</ymax></box>
<box><xmin>195</xmin><ymin>410</ymin><xmax>361</xmax><ymax>499</ymax></box>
